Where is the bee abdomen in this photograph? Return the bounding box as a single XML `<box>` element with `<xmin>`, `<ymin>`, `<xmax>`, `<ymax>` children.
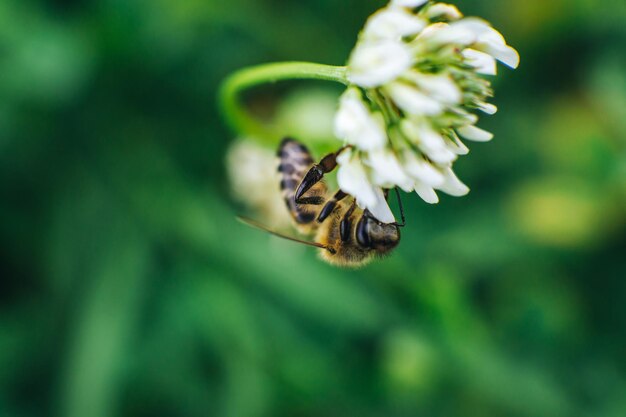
<box><xmin>277</xmin><ymin>138</ymin><xmax>327</xmax><ymax>227</ymax></box>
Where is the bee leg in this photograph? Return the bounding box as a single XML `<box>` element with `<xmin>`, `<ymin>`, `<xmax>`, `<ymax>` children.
<box><xmin>339</xmin><ymin>201</ymin><xmax>357</xmax><ymax>242</ymax></box>
<box><xmin>295</xmin><ymin>146</ymin><xmax>348</xmax><ymax>203</ymax></box>
<box><xmin>379</xmin><ymin>188</ymin><xmax>406</xmax><ymax>227</ymax></box>
<box><xmin>393</xmin><ymin>187</ymin><xmax>406</xmax><ymax>227</ymax></box>
<box><xmin>317</xmin><ymin>190</ymin><xmax>347</xmax><ymax>222</ymax></box>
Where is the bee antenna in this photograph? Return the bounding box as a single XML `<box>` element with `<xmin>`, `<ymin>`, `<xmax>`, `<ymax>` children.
<box><xmin>236</xmin><ymin>216</ymin><xmax>336</xmax><ymax>254</ymax></box>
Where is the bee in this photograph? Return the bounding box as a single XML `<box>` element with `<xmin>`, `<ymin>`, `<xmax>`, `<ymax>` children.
<box><xmin>238</xmin><ymin>138</ymin><xmax>405</xmax><ymax>267</ymax></box>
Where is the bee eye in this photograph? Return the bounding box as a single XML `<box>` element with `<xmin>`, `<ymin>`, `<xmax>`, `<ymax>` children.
<box><xmin>356</xmin><ymin>217</ymin><xmax>371</xmax><ymax>248</ymax></box>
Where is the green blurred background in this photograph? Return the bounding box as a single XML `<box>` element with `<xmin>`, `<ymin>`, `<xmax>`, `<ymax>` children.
<box><xmin>1</xmin><ymin>0</ymin><xmax>625</xmax><ymax>416</ymax></box>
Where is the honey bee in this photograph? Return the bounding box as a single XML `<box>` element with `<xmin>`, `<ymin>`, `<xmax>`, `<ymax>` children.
<box><xmin>238</xmin><ymin>138</ymin><xmax>404</xmax><ymax>267</ymax></box>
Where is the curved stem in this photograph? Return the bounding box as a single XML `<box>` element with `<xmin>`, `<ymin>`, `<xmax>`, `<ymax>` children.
<box><xmin>218</xmin><ymin>62</ymin><xmax>348</xmax><ymax>144</ymax></box>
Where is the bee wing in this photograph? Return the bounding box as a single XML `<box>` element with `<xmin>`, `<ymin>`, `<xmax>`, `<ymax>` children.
<box><xmin>236</xmin><ymin>216</ymin><xmax>335</xmax><ymax>254</ymax></box>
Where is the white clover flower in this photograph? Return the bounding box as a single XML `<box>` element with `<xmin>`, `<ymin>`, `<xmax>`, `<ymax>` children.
<box><xmin>333</xmin><ymin>0</ymin><xmax>518</xmax><ymax>221</ymax></box>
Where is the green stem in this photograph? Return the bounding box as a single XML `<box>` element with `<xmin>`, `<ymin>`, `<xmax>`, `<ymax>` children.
<box><xmin>218</xmin><ymin>62</ymin><xmax>348</xmax><ymax>144</ymax></box>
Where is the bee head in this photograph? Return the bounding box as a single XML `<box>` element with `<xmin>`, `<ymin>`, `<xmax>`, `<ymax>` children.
<box><xmin>356</xmin><ymin>212</ymin><xmax>400</xmax><ymax>253</ymax></box>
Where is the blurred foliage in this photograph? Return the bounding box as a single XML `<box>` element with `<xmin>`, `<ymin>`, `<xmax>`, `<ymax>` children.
<box><xmin>1</xmin><ymin>1</ymin><xmax>625</xmax><ymax>417</ymax></box>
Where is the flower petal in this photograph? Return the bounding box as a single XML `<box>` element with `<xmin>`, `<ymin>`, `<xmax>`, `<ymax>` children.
<box><xmin>457</xmin><ymin>124</ymin><xmax>494</xmax><ymax>142</ymax></box>
<box><xmin>477</xmin><ymin>102</ymin><xmax>498</xmax><ymax>115</ymax></box>
<box><xmin>402</xmin><ymin>150</ymin><xmax>445</xmax><ymax>187</ymax></box>
<box><xmin>482</xmin><ymin>43</ymin><xmax>520</xmax><ymax>69</ymax></box>
<box><xmin>425</xmin><ymin>3</ymin><xmax>463</xmax><ymax>21</ymax></box>
<box><xmin>401</xmin><ymin>119</ymin><xmax>457</xmax><ymax>164</ymax></box>
<box><xmin>334</xmin><ymin>87</ymin><xmax>388</xmax><ymax>151</ymax></box>
<box><xmin>386</xmin><ymin>81</ymin><xmax>444</xmax><ymax>116</ymax></box>
<box><xmin>365</xmin><ymin>148</ymin><xmax>414</xmax><ymax>191</ymax></box>
<box><xmin>462</xmin><ymin>48</ymin><xmax>497</xmax><ymax>75</ymax></box>
<box><xmin>363</xmin><ymin>7</ymin><xmax>426</xmax><ymax>40</ymax></box>
<box><xmin>404</xmin><ymin>71</ymin><xmax>462</xmax><ymax>104</ymax></box>
<box><xmin>418</xmin><ymin>22</ymin><xmax>475</xmax><ymax>46</ymax></box>
<box><xmin>449</xmin><ymin>107</ymin><xmax>479</xmax><ymax>125</ymax></box>
<box><xmin>348</xmin><ymin>40</ymin><xmax>413</xmax><ymax>88</ymax></box>
<box><xmin>452</xmin><ymin>18</ymin><xmax>495</xmax><ymax>38</ymax></box>
<box><xmin>414</xmin><ymin>183</ymin><xmax>439</xmax><ymax>204</ymax></box>
<box><xmin>336</xmin><ymin>150</ymin><xmax>395</xmax><ymax>223</ymax></box>
<box><xmin>391</xmin><ymin>0</ymin><xmax>428</xmax><ymax>8</ymax></box>
<box><xmin>337</xmin><ymin>151</ymin><xmax>378</xmax><ymax>207</ymax></box>
<box><xmin>368</xmin><ymin>187</ymin><xmax>396</xmax><ymax>223</ymax></box>
<box><xmin>453</xmin><ymin>18</ymin><xmax>519</xmax><ymax>68</ymax></box>
<box><xmin>436</xmin><ymin>167</ymin><xmax>470</xmax><ymax>196</ymax></box>
<box><xmin>446</xmin><ymin>131</ymin><xmax>469</xmax><ymax>155</ymax></box>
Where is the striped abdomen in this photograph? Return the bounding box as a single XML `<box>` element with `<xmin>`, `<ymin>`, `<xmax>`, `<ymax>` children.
<box><xmin>277</xmin><ymin>138</ymin><xmax>327</xmax><ymax>231</ymax></box>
